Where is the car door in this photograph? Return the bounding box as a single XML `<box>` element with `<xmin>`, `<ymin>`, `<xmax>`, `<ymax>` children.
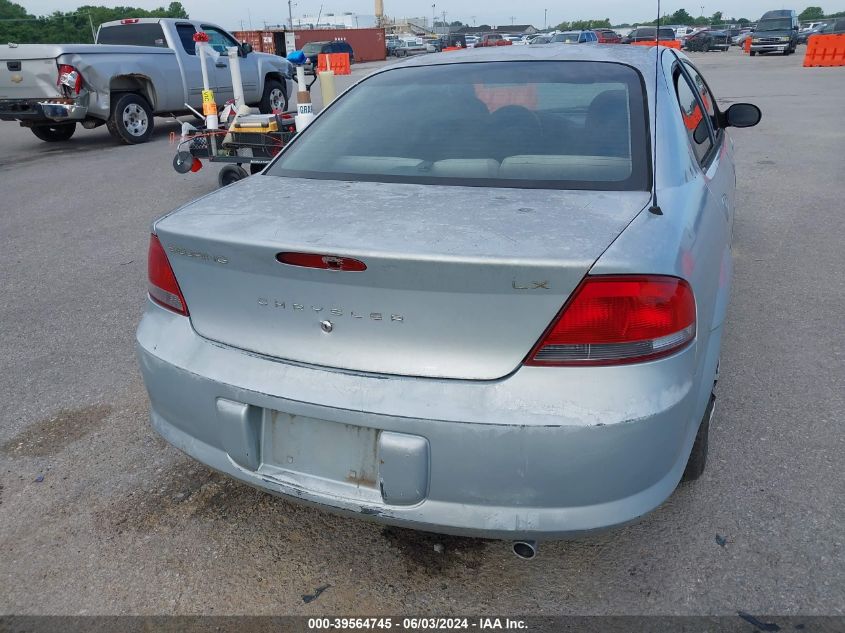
<box><xmin>173</xmin><ymin>22</ymin><xmax>206</xmax><ymax>108</ymax></box>
<box><xmin>680</xmin><ymin>58</ymin><xmax>735</xmax><ymax>226</ymax></box>
<box><xmin>201</xmin><ymin>25</ymin><xmax>260</xmax><ymax>105</ymax></box>
<box><xmin>670</xmin><ymin>53</ymin><xmax>735</xmax><ymax>330</ymax></box>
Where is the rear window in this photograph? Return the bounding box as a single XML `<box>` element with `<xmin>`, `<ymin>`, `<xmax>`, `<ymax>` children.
<box><xmin>97</xmin><ymin>23</ymin><xmax>167</xmax><ymax>47</ymax></box>
<box><xmin>302</xmin><ymin>42</ymin><xmax>328</xmax><ymax>55</ymax></box>
<box><xmin>268</xmin><ymin>61</ymin><xmax>649</xmax><ymax>191</ymax></box>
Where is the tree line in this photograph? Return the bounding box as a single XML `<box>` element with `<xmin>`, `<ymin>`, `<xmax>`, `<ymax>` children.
<box><xmin>554</xmin><ymin>6</ymin><xmax>844</xmax><ymax>30</ymax></box>
<box><xmin>0</xmin><ymin>0</ymin><xmax>189</xmax><ymax>43</ymax></box>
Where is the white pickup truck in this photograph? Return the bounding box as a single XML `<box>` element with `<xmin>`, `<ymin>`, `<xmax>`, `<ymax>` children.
<box><xmin>0</xmin><ymin>18</ymin><xmax>294</xmax><ymax>144</ymax></box>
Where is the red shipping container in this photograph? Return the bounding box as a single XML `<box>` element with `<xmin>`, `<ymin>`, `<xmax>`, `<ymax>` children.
<box><xmin>232</xmin><ymin>30</ymin><xmax>280</xmax><ymax>55</ymax></box>
<box><xmin>294</xmin><ymin>28</ymin><xmax>386</xmax><ymax>62</ymax></box>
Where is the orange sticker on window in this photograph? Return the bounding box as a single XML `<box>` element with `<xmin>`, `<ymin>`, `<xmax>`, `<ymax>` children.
<box><xmin>474</xmin><ymin>84</ymin><xmax>538</xmax><ymax>112</ymax></box>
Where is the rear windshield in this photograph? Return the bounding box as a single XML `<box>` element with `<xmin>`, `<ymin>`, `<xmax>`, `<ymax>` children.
<box><xmin>97</xmin><ymin>23</ymin><xmax>167</xmax><ymax>47</ymax></box>
<box><xmin>302</xmin><ymin>42</ymin><xmax>328</xmax><ymax>55</ymax></box>
<box><xmin>553</xmin><ymin>33</ymin><xmax>580</xmax><ymax>42</ymax></box>
<box><xmin>268</xmin><ymin>61</ymin><xmax>649</xmax><ymax>191</ymax></box>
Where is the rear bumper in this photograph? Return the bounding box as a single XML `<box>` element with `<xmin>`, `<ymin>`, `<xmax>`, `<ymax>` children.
<box><xmin>136</xmin><ymin>299</ymin><xmax>716</xmax><ymax>539</ymax></box>
<box><xmin>0</xmin><ymin>99</ymin><xmax>88</xmax><ymax>123</ymax></box>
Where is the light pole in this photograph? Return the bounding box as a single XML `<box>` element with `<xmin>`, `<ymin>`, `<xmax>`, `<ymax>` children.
<box><xmin>544</xmin><ymin>8</ymin><xmax>547</xmax><ymax>30</ymax></box>
<box><xmin>432</xmin><ymin>4</ymin><xmax>436</xmax><ymax>30</ymax></box>
<box><xmin>288</xmin><ymin>0</ymin><xmax>294</xmax><ymax>30</ymax></box>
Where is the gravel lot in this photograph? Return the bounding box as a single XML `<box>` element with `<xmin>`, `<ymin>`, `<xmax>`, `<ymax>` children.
<box><xmin>0</xmin><ymin>50</ymin><xmax>843</xmax><ymax>616</ymax></box>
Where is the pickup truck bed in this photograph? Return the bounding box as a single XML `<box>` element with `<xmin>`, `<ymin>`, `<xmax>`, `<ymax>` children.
<box><xmin>1</xmin><ymin>18</ymin><xmax>293</xmax><ymax>145</ymax></box>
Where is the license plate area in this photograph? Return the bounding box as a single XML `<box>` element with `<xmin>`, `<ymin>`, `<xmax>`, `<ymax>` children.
<box><xmin>257</xmin><ymin>410</ymin><xmax>382</xmax><ymax>503</ymax></box>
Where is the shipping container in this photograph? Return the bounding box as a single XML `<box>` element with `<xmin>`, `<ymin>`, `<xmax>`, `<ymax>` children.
<box><xmin>294</xmin><ymin>28</ymin><xmax>386</xmax><ymax>62</ymax></box>
<box><xmin>232</xmin><ymin>30</ymin><xmax>283</xmax><ymax>55</ymax></box>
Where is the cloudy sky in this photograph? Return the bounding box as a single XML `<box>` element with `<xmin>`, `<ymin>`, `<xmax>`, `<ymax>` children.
<box><xmin>20</xmin><ymin>0</ymin><xmax>845</xmax><ymax>30</ymax></box>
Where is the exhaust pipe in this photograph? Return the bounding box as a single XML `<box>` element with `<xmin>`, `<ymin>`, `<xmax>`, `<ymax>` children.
<box><xmin>512</xmin><ymin>540</ymin><xmax>538</xmax><ymax>560</ymax></box>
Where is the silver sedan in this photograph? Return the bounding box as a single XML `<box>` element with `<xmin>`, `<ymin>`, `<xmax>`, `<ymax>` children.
<box><xmin>137</xmin><ymin>45</ymin><xmax>760</xmax><ymax>552</ymax></box>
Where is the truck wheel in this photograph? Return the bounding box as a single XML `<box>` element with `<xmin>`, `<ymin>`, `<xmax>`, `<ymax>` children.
<box><xmin>30</xmin><ymin>122</ymin><xmax>76</xmax><ymax>142</ymax></box>
<box><xmin>259</xmin><ymin>80</ymin><xmax>288</xmax><ymax>114</ymax></box>
<box><xmin>682</xmin><ymin>393</ymin><xmax>714</xmax><ymax>482</ymax></box>
<box><xmin>218</xmin><ymin>165</ymin><xmax>249</xmax><ymax>187</ymax></box>
<box><xmin>749</xmin><ymin>51</ymin><xmax>756</xmax><ymax>56</ymax></box>
<box><xmin>107</xmin><ymin>93</ymin><xmax>154</xmax><ymax>144</ymax></box>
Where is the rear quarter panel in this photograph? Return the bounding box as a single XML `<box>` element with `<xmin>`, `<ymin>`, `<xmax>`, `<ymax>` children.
<box><xmin>57</xmin><ymin>49</ymin><xmax>183</xmax><ymax>118</ymax></box>
<box><xmin>590</xmin><ymin>49</ymin><xmax>734</xmax><ymax>422</ymax></box>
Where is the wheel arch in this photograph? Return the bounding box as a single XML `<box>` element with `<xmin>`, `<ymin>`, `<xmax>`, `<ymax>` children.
<box><xmin>110</xmin><ymin>75</ymin><xmax>157</xmax><ymax>110</ymax></box>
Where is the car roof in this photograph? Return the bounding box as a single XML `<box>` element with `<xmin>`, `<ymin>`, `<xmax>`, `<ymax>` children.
<box><xmin>392</xmin><ymin>40</ymin><xmax>661</xmax><ymax>76</ymax></box>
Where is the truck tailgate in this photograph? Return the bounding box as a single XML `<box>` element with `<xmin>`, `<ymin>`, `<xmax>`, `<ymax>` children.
<box><xmin>1</xmin><ymin>47</ymin><xmax>61</xmax><ymax>100</ymax></box>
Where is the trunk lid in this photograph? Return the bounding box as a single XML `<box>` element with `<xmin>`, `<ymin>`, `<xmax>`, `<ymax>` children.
<box><xmin>155</xmin><ymin>176</ymin><xmax>649</xmax><ymax>380</ymax></box>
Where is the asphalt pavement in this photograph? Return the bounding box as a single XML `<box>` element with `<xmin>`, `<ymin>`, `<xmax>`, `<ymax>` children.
<box><xmin>0</xmin><ymin>50</ymin><xmax>843</xmax><ymax>615</ymax></box>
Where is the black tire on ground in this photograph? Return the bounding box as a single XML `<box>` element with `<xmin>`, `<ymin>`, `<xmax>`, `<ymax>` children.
<box><xmin>682</xmin><ymin>393</ymin><xmax>714</xmax><ymax>482</ymax></box>
<box><xmin>106</xmin><ymin>93</ymin><xmax>154</xmax><ymax>144</ymax></box>
<box><xmin>750</xmin><ymin>51</ymin><xmax>756</xmax><ymax>56</ymax></box>
<box><xmin>259</xmin><ymin>79</ymin><xmax>288</xmax><ymax>114</ymax></box>
<box><xmin>218</xmin><ymin>165</ymin><xmax>249</xmax><ymax>187</ymax></box>
<box><xmin>30</xmin><ymin>122</ymin><xmax>76</xmax><ymax>142</ymax></box>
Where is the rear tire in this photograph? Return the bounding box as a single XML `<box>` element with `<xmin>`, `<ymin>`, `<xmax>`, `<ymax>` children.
<box><xmin>750</xmin><ymin>51</ymin><xmax>756</xmax><ymax>56</ymax></box>
<box><xmin>107</xmin><ymin>93</ymin><xmax>154</xmax><ymax>144</ymax></box>
<box><xmin>30</xmin><ymin>122</ymin><xmax>76</xmax><ymax>142</ymax></box>
<box><xmin>259</xmin><ymin>79</ymin><xmax>288</xmax><ymax>114</ymax></box>
<box><xmin>218</xmin><ymin>164</ymin><xmax>249</xmax><ymax>187</ymax></box>
<box><xmin>682</xmin><ymin>393</ymin><xmax>714</xmax><ymax>482</ymax></box>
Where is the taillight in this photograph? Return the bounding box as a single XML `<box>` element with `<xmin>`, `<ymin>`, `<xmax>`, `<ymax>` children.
<box><xmin>57</xmin><ymin>64</ymin><xmax>83</xmax><ymax>95</ymax></box>
<box><xmin>121</xmin><ymin>18</ymin><xmax>140</xmax><ymax>24</ymax></box>
<box><xmin>148</xmin><ymin>235</ymin><xmax>189</xmax><ymax>315</ymax></box>
<box><xmin>526</xmin><ymin>275</ymin><xmax>695</xmax><ymax>366</ymax></box>
<box><xmin>276</xmin><ymin>252</ymin><xmax>367</xmax><ymax>272</ymax></box>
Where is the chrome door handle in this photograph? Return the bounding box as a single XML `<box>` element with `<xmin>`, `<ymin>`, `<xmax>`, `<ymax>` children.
<box><xmin>215</xmin><ymin>62</ymin><xmax>227</xmax><ymax>68</ymax></box>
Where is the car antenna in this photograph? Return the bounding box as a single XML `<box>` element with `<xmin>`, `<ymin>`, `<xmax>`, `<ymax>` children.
<box><xmin>648</xmin><ymin>0</ymin><xmax>664</xmax><ymax>216</ymax></box>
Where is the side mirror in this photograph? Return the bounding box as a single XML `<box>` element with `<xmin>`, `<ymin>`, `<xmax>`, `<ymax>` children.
<box><xmin>240</xmin><ymin>42</ymin><xmax>253</xmax><ymax>56</ymax></box>
<box><xmin>724</xmin><ymin>103</ymin><xmax>761</xmax><ymax>128</ymax></box>
<box><xmin>793</xmin><ymin>25</ymin><xmax>799</xmax><ymax>31</ymax></box>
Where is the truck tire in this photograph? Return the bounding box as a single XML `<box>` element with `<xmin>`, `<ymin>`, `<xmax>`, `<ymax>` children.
<box><xmin>218</xmin><ymin>165</ymin><xmax>249</xmax><ymax>187</ymax></box>
<box><xmin>107</xmin><ymin>93</ymin><xmax>154</xmax><ymax>144</ymax></box>
<box><xmin>749</xmin><ymin>51</ymin><xmax>756</xmax><ymax>56</ymax></box>
<box><xmin>30</xmin><ymin>123</ymin><xmax>76</xmax><ymax>142</ymax></box>
<box><xmin>259</xmin><ymin>80</ymin><xmax>288</xmax><ymax>114</ymax></box>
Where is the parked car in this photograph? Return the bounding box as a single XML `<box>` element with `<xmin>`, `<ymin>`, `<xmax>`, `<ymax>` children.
<box><xmin>621</xmin><ymin>27</ymin><xmax>677</xmax><ymax>43</ymax></box>
<box><xmin>137</xmin><ymin>45</ymin><xmax>760</xmax><ymax>546</ymax></box>
<box><xmin>818</xmin><ymin>18</ymin><xmax>845</xmax><ymax>34</ymax></box>
<box><xmin>683</xmin><ymin>29</ymin><xmax>731</xmax><ymax>51</ymax></box>
<box><xmin>750</xmin><ymin>9</ymin><xmax>799</xmax><ymax>55</ymax></box>
<box><xmin>529</xmin><ymin>35</ymin><xmax>553</xmax><ymax>44</ymax></box>
<box><xmin>393</xmin><ymin>38</ymin><xmax>428</xmax><ymax>56</ymax></box>
<box><xmin>438</xmin><ymin>34</ymin><xmax>468</xmax><ymax>49</ymax></box>
<box><xmin>301</xmin><ymin>40</ymin><xmax>355</xmax><ymax>67</ymax></box>
<box><xmin>675</xmin><ymin>26</ymin><xmax>696</xmax><ymax>39</ymax></box>
<box><xmin>386</xmin><ymin>39</ymin><xmax>401</xmax><ymax>56</ymax></box>
<box><xmin>797</xmin><ymin>24</ymin><xmax>826</xmax><ymax>43</ymax></box>
<box><xmin>476</xmin><ymin>33</ymin><xmax>513</xmax><ymax>47</ymax></box>
<box><xmin>0</xmin><ymin>18</ymin><xmax>293</xmax><ymax>144</ymax></box>
<box><xmin>732</xmin><ymin>31</ymin><xmax>753</xmax><ymax>46</ymax></box>
<box><xmin>464</xmin><ymin>35</ymin><xmax>479</xmax><ymax>47</ymax></box>
<box><xmin>551</xmin><ymin>30</ymin><xmax>598</xmax><ymax>44</ymax></box>
<box><xmin>593</xmin><ymin>28</ymin><xmax>622</xmax><ymax>43</ymax></box>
